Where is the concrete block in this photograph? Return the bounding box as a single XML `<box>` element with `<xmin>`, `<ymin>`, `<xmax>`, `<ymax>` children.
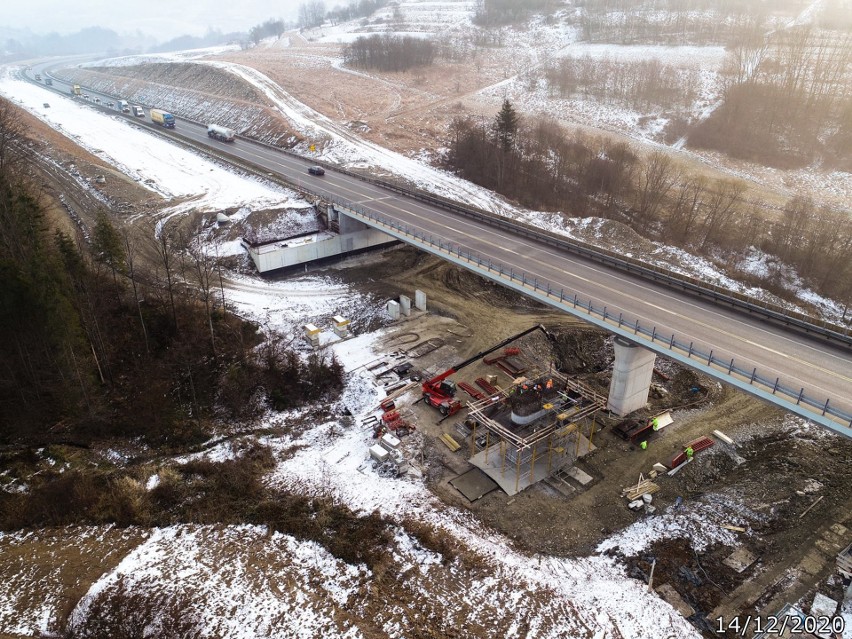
<box><xmin>565</xmin><ymin>466</ymin><xmax>593</xmax><ymax>486</ymax></box>
<box><xmin>415</xmin><ymin>289</ymin><xmax>427</xmax><ymax>311</ymax></box>
<box><xmin>399</xmin><ymin>295</ymin><xmax>411</xmax><ymax>316</ymax></box>
<box><xmin>380</xmin><ymin>433</ymin><xmax>400</xmax><ymax>451</ymax></box>
<box><xmin>303</xmin><ymin>323</ymin><xmax>320</xmax><ymax>336</ymax></box>
<box><xmin>370</xmin><ymin>445</ymin><xmax>389</xmax><ymax>463</ymax></box>
<box><xmin>386</xmin><ymin>300</ymin><xmax>400</xmax><ymax>320</ymax></box>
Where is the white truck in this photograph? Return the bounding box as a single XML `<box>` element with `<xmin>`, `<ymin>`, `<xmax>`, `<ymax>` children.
<box><xmin>207</xmin><ymin>124</ymin><xmax>235</xmax><ymax>142</ymax></box>
<box><xmin>131</xmin><ymin>106</ymin><xmax>144</xmax><ymax>117</ymax></box>
<box><xmin>118</xmin><ymin>100</ymin><xmax>130</xmax><ymax>113</ymax></box>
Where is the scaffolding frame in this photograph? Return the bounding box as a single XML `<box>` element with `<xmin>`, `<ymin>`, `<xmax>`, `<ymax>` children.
<box><xmin>466</xmin><ymin>372</ymin><xmax>606</xmax><ymax>494</ymax></box>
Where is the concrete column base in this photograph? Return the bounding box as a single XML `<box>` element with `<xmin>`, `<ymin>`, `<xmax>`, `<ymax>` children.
<box><xmin>607</xmin><ymin>336</ymin><xmax>656</xmax><ymax>416</ymax></box>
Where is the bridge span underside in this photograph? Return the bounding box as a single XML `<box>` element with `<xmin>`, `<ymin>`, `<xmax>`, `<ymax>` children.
<box><xmin>335</xmin><ymin>208</ymin><xmax>852</xmax><ymax>438</ymax></box>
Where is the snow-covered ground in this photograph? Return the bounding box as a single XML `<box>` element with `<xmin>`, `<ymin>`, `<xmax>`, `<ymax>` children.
<box><xmin>0</xmin><ymin>68</ymin><xmax>300</xmax><ymax>218</ymax></box>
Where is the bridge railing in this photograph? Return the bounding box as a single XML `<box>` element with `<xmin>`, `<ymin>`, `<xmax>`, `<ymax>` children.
<box><xmin>338</xmin><ymin>203</ymin><xmax>852</xmax><ymax>434</ymax></box>
<box><xmin>282</xmin><ymin>154</ymin><xmax>852</xmax><ymax>348</ymax></box>
<box><xmin>43</xmin><ymin>72</ymin><xmax>851</xmax><ymax>344</ymax></box>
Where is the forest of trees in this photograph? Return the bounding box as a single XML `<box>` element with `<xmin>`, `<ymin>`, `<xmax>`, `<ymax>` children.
<box><xmin>544</xmin><ymin>55</ymin><xmax>701</xmax><ymax>111</ymax></box>
<box><xmin>0</xmin><ymin>100</ymin><xmax>343</xmax><ymax>448</ymax></box>
<box><xmin>578</xmin><ymin>0</ymin><xmax>817</xmax><ymax>45</ymax></box>
<box><xmin>326</xmin><ymin>0</ymin><xmax>389</xmax><ymax>26</ymax></box>
<box><xmin>343</xmin><ymin>34</ymin><xmax>436</xmax><ymax>72</ymax></box>
<box><xmin>691</xmin><ymin>25</ymin><xmax>852</xmax><ymax>169</ymax></box>
<box><xmin>445</xmin><ymin>100</ymin><xmax>852</xmax><ymax>306</ymax></box>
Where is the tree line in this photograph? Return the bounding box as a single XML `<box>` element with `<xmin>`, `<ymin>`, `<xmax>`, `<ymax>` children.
<box><xmin>445</xmin><ymin>100</ymin><xmax>852</xmax><ymax>308</ymax></box>
<box><xmin>0</xmin><ymin>100</ymin><xmax>343</xmax><ymax>447</ymax></box>
<box><xmin>577</xmin><ymin>0</ymin><xmax>816</xmax><ymax>45</ymax></box>
<box><xmin>691</xmin><ymin>24</ymin><xmax>852</xmax><ymax>169</ymax></box>
<box><xmin>343</xmin><ymin>34</ymin><xmax>436</xmax><ymax>72</ymax></box>
<box><xmin>543</xmin><ymin>55</ymin><xmax>701</xmax><ymax>111</ymax></box>
<box><xmin>472</xmin><ymin>0</ymin><xmax>558</xmax><ymax>27</ymax></box>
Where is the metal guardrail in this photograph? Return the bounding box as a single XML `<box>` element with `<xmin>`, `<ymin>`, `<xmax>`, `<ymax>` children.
<box><xmin>336</xmin><ymin>203</ymin><xmax>852</xmax><ymax>434</ymax></box>
<box><xmin>41</xmin><ymin>72</ymin><xmax>851</xmax><ymax>347</ymax></box>
<box><xmin>29</xmin><ymin>73</ymin><xmax>851</xmax><ymax>432</ymax></box>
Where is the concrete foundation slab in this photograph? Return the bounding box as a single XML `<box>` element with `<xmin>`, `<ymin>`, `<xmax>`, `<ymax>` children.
<box><xmin>608</xmin><ymin>337</ymin><xmax>657</xmax><ymax>416</ymax></box>
<box><xmin>723</xmin><ymin>548</ymin><xmax>758</xmax><ymax>573</ymax></box>
<box><xmin>449</xmin><ymin>469</ymin><xmax>499</xmax><ymax>502</ymax></box>
<box><xmin>565</xmin><ymin>466</ymin><xmax>594</xmax><ymax>486</ymax></box>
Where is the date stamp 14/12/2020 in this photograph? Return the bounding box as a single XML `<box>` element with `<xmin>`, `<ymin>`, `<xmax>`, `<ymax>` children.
<box><xmin>715</xmin><ymin>614</ymin><xmax>845</xmax><ymax>636</ymax></box>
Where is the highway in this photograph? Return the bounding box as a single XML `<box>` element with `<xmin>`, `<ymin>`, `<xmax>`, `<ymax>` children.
<box><xmin>21</xmin><ymin>62</ymin><xmax>852</xmax><ymax>434</ymax></box>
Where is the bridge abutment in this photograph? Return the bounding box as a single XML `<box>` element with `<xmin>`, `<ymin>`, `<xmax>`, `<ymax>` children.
<box><xmin>607</xmin><ymin>337</ymin><xmax>656</xmax><ymax>416</ymax></box>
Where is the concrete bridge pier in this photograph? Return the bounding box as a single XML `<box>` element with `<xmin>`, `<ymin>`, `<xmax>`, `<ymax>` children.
<box><xmin>607</xmin><ymin>336</ymin><xmax>657</xmax><ymax>416</ymax></box>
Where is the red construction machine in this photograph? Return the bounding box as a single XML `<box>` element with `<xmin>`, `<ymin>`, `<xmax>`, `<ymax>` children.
<box><xmin>421</xmin><ymin>325</ymin><xmax>551</xmax><ymax>416</ymax></box>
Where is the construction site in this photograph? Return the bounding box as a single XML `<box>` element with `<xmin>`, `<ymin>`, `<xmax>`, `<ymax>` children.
<box><xmin>313</xmin><ymin>245</ymin><xmax>852</xmax><ymax>638</ymax></box>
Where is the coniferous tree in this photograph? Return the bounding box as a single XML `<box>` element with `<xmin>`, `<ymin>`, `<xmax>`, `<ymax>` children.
<box><xmin>493</xmin><ymin>99</ymin><xmax>519</xmax><ymax>152</ymax></box>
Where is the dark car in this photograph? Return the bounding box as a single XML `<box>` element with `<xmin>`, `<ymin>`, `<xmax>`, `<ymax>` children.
<box><xmin>308</xmin><ymin>166</ymin><xmax>325</xmax><ymax>176</ymax></box>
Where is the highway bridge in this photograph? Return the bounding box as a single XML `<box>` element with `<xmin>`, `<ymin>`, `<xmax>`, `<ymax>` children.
<box><xmin>20</xmin><ymin>61</ymin><xmax>852</xmax><ymax>437</ymax></box>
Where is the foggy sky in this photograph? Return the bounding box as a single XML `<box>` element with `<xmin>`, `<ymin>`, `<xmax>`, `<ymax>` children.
<box><xmin>2</xmin><ymin>0</ymin><xmax>307</xmax><ymax>40</ymax></box>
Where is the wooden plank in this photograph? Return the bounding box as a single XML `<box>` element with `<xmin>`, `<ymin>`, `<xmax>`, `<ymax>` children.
<box><xmin>713</xmin><ymin>429</ymin><xmax>734</xmax><ymax>445</ymax></box>
<box><xmin>440</xmin><ymin>433</ymin><xmax>461</xmax><ymax>452</ymax></box>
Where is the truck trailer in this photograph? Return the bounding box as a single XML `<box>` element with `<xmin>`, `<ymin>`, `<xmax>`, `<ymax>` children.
<box><xmin>207</xmin><ymin>124</ymin><xmax>235</xmax><ymax>142</ymax></box>
<box><xmin>150</xmin><ymin>109</ymin><xmax>176</xmax><ymax>128</ymax></box>
<box><xmin>118</xmin><ymin>100</ymin><xmax>129</xmax><ymax>113</ymax></box>
<box><xmin>71</xmin><ymin>85</ymin><xmax>81</xmax><ymax>96</ymax></box>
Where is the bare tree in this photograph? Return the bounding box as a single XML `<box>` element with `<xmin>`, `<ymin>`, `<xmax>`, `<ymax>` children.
<box><xmin>122</xmin><ymin>230</ymin><xmax>149</xmax><ymax>353</ymax></box>
<box><xmin>700</xmin><ymin>179</ymin><xmax>747</xmax><ymax>248</ymax></box>
<box><xmin>635</xmin><ymin>151</ymin><xmax>680</xmax><ymax>225</ymax></box>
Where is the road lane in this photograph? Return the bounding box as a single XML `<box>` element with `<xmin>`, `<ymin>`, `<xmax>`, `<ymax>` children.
<box><xmin>22</xmin><ymin>63</ymin><xmax>852</xmax><ymax>424</ymax></box>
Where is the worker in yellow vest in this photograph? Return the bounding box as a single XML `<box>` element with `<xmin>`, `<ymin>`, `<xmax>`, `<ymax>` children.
<box><xmin>685</xmin><ymin>446</ymin><xmax>694</xmax><ymax>460</ymax></box>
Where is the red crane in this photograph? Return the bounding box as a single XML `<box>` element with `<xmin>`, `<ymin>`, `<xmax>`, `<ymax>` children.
<box><xmin>421</xmin><ymin>325</ymin><xmax>552</xmax><ymax>416</ymax></box>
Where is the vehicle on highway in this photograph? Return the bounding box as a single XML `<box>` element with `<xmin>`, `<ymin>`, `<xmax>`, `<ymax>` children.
<box><xmin>150</xmin><ymin>109</ymin><xmax>176</xmax><ymax>128</ymax></box>
<box><xmin>94</xmin><ymin>97</ymin><xmax>101</xmax><ymax>104</ymax></box>
<box><xmin>72</xmin><ymin>85</ymin><xmax>81</xmax><ymax>96</ymax></box>
<box><xmin>207</xmin><ymin>124</ymin><xmax>235</xmax><ymax>142</ymax></box>
<box><xmin>107</xmin><ymin>101</ymin><xmax>114</xmax><ymax>108</ymax></box>
<box><xmin>83</xmin><ymin>94</ymin><xmax>90</xmax><ymax>100</ymax></box>
<box><xmin>118</xmin><ymin>100</ymin><xmax>129</xmax><ymax>112</ymax></box>
<box><xmin>131</xmin><ymin>106</ymin><xmax>144</xmax><ymax>117</ymax></box>
<box><xmin>308</xmin><ymin>166</ymin><xmax>325</xmax><ymax>176</ymax></box>
<box><xmin>43</xmin><ymin>103</ymin><xmax>49</xmax><ymax>108</ymax></box>
<box><xmin>35</xmin><ymin>73</ymin><xmax>42</xmax><ymax>81</ymax></box>
<box><xmin>45</xmin><ymin>78</ymin><xmax>53</xmax><ymax>86</ymax></box>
